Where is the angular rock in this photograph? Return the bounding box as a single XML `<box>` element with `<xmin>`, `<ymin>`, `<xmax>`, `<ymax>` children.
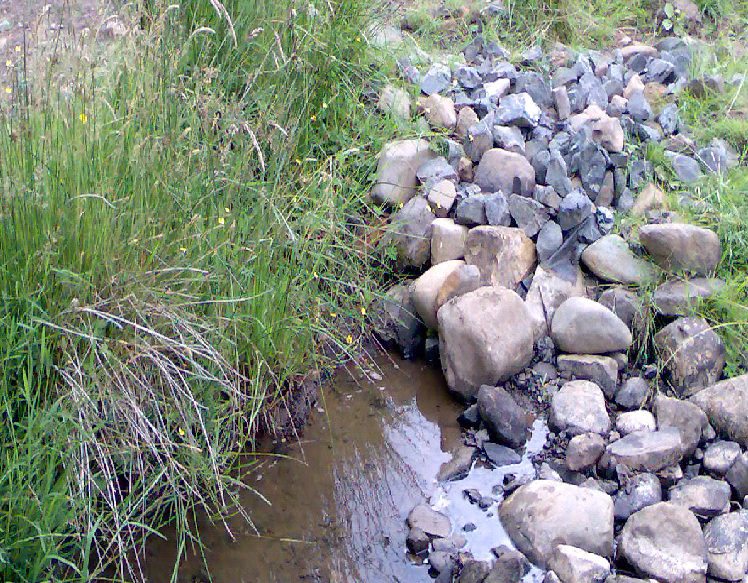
<box><xmin>493</xmin><ymin>125</ymin><xmax>525</xmax><ymax>155</ymax></box>
<box><xmin>726</xmin><ymin>452</ymin><xmax>748</xmax><ymax>499</ymax></box>
<box><xmin>465</xmin><ymin>120</ymin><xmax>495</xmax><ymax>164</ymax></box>
<box><xmin>567</xmin><ymin>433</ymin><xmax>606</xmax><ymax>471</ymax></box>
<box><xmin>388</xmin><ymin>197</ymin><xmax>435</xmax><ymax>267</ymax></box>
<box><xmin>438</xmin><ymin>287</ymin><xmax>534</xmax><ymax>400</ymax></box>
<box><xmin>483</xmin><ymin>442</ymin><xmax>521</xmax><ymax>467</ymax></box>
<box><xmin>464</xmin><ymin>226</ymin><xmax>536</xmax><ymax>290</ymax></box>
<box><xmin>457</xmin><ymin>107</ymin><xmax>480</xmax><ymax>141</ymax></box>
<box><xmin>665</xmin><ymin>152</ymin><xmax>703</xmax><ymax>184</ymax></box>
<box><xmin>550</xmin><ymin>545</ymin><xmax>610</xmax><ymax>583</ymax></box>
<box><xmin>703</xmin><ymin>441</ymin><xmax>742</xmax><ymax>477</ymax></box>
<box><xmin>551</xmin><ymin>380</ymin><xmax>610</xmax><ymax>435</ymax></box>
<box><xmin>557</xmin><ymin>354</ymin><xmax>618</xmax><ymax>399</ymax></box>
<box><xmin>668</xmin><ymin>476</ymin><xmax>731</xmax><ymax>519</ymax></box>
<box><xmin>474</xmin><ymin>148</ymin><xmax>536</xmax><ymax>197</ymax></box>
<box><xmin>478</xmin><ymin>385</ymin><xmax>531</xmax><ymax>449</ymax></box>
<box><xmin>431</xmin><ymin>218</ymin><xmax>469</xmax><ymax>264</ymax></box>
<box><xmin>617</xmin><ymin>411</ymin><xmax>657</xmax><ymax>436</ymax></box>
<box><xmin>408</xmin><ymin>504</ymin><xmax>451</xmax><ymax>538</ymax></box>
<box><xmin>438</xmin><ymin>446</ymin><xmax>476</xmax><ymax>482</ymax></box>
<box><xmin>690</xmin><ymin>375</ymin><xmax>748</xmax><ymax>449</ymax></box>
<box><xmin>525</xmin><ymin>264</ymin><xmax>587</xmax><ymax>340</ymax></box>
<box><xmin>496</xmin><ymin>92</ymin><xmax>541</xmax><ymax>128</ymax></box>
<box><xmin>427</xmin><ymin>180</ymin><xmax>457</xmax><ymax>217</ymax></box>
<box><xmin>592</xmin><ymin>115</ymin><xmax>625</xmax><ymax>153</ymax></box>
<box><xmin>499</xmin><ymin>480</ymin><xmax>614</xmax><ymax>568</ymax></box>
<box><xmin>372</xmin><ymin>139</ymin><xmax>437</xmax><ymax>205</ymax></box>
<box><xmin>484</xmin><ymin>192</ymin><xmax>512</xmax><ymax>226</ymax></box>
<box><xmin>703</xmin><ymin>511</ymin><xmax>748</xmax><ymax>581</ymax></box>
<box><xmin>455</xmin><ymin>195</ymin><xmax>487</xmax><ymax>227</ymax></box>
<box><xmin>407</xmin><ymin>526</ymin><xmax>430</xmax><ymax>555</ymax></box>
<box><xmin>420</xmin><ymin>63</ymin><xmax>451</xmax><ymax>96</ymax></box>
<box><xmin>614</xmin><ymin>473</ymin><xmax>663</xmax><ymax>521</ymax></box>
<box><xmin>558</xmin><ymin>189</ymin><xmax>594</xmax><ymax>231</ymax></box>
<box><xmin>537</xmin><ymin>221</ymin><xmax>564</xmax><ymax>263</ymax></box>
<box><xmin>374</xmin><ymin>283</ymin><xmax>423</xmax><ymax>358</ymax></box>
<box><xmin>412</xmin><ymin>260</ymin><xmax>466</xmax><ymax>330</ymax></box>
<box><xmin>420</xmin><ymin>94</ymin><xmax>457</xmax><ymax>129</ymax></box>
<box><xmin>619</xmin><ymin>502</ymin><xmax>708</xmax><ymax>583</ymax></box>
<box><xmin>639</xmin><ymin>223</ymin><xmax>721</xmax><ymax>276</ymax></box>
<box><xmin>508</xmin><ymin>195</ymin><xmax>550</xmax><ymax>238</ymax></box>
<box><xmin>607</xmin><ymin>428</ymin><xmax>683</xmax><ymax>472</ymax></box>
<box><xmin>487</xmin><ymin>546</ymin><xmax>531</xmax><ymax>583</ymax></box>
<box><xmin>581</xmin><ymin>234</ymin><xmax>659</xmax><ymax>285</ymax></box>
<box><xmin>655</xmin><ymin>394</ymin><xmax>708</xmax><ymax>457</ymax></box>
<box><xmin>458</xmin><ymin>560</ymin><xmax>490</xmax><ymax>583</ymax></box>
<box><xmin>435</xmin><ymin>264</ymin><xmax>482</xmax><ymax>313</ymax></box>
<box><xmin>654</xmin><ymin>278</ymin><xmax>726</xmax><ymax>316</ymax></box>
<box><xmin>615</xmin><ymin>377</ymin><xmax>651</xmax><ymax>410</ymax></box>
<box><xmin>551</xmin><ymin>297</ymin><xmax>633</xmax><ymax>354</ymax></box>
<box><xmin>631</xmin><ymin>182</ymin><xmax>668</xmax><ymax>217</ymax></box>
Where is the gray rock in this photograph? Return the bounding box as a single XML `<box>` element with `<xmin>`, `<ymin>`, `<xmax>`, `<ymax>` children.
<box><xmin>486</xmin><ymin>546</ymin><xmax>531</xmax><ymax>583</ymax></box>
<box><xmin>627</xmin><ymin>92</ymin><xmax>653</xmax><ymax>122</ymax></box>
<box><xmin>388</xmin><ymin>197</ymin><xmax>435</xmax><ymax>267</ymax></box>
<box><xmin>596</xmin><ymin>207</ymin><xmax>615</xmax><ymax>235</ymax></box>
<box><xmin>550</xmin><ymin>545</ymin><xmax>610</xmax><ymax>583</ymax></box>
<box><xmin>534</xmin><ymin>184</ymin><xmax>562</xmax><ymax>209</ymax></box>
<box><xmin>551</xmin><ymin>297</ymin><xmax>633</xmax><ymax>354</ymax></box>
<box><xmin>690</xmin><ymin>375</ymin><xmax>748</xmax><ymax>449</ymax></box>
<box><xmin>496</xmin><ymin>92</ymin><xmax>542</xmax><ymax>128</ymax></box>
<box><xmin>465</xmin><ymin>120</ymin><xmax>494</xmax><ymax>163</ymax></box>
<box><xmin>458</xmin><ymin>560</ymin><xmax>490</xmax><ymax>583</ymax></box>
<box><xmin>617</xmin><ymin>410</ymin><xmax>657</xmax><ymax>435</ymax></box>
<box><xmin>524</xmin><ymin>264</ymin><xmax>588</xmax><ymax>340</ymax></box>
<box><xmin>704</xmin><ymin>511</ymin><xmax>748</xmax><ymax>581</ymax></box>
<box><xmin>615</xmin><ymin>377</ymin><xmax>651</xmax><ymax>410</ymax></box>
<box><xmin>455</xmin><ymin>195</ymin><xmax>487</xmax><ymax>227</ymax></box>
<box><xmin>454</xmin><ymin>65</ymin><xmax>481</xmax><ymax>89</ymax></box>
<box><xmin>509</xmin><ymin>195</ymin><xmax>550</xmax><ymax>238</ymax></box>
<box><xmin>537</xmin><ymin>221</ymin><xmax>564</xmax><ymax>262</ymax></box>
<box><xmin>464</xmin><ymin>225</ymin><xmax>536</xmax><ymax>290</ymax></box>
<box><xmin>516</xmin><ymin>70</ymin><xmax>552</xmax><ymax>107</ymax></box>
<box><xmin>478</xmin><ymin>385</ymin><xmax>530</xmax><ymax>448</ymax></box>
<box><xmin>567</xmin><ymin>433</ymin><xmax>606</xmax><ymax>471</ymax></box>
<box><xmin>654</xmin><ymin>278</ymin><xmax>726</xmax><ymax>316</ymax></box>
<box><xmin>374</xmin><ymin>283</ymin><xmax>423</xmax><ymax>358</ymax></box>
<box><xmin>546</xmin><ymin>150</ymin><xmax>573</xmax><ymax>196</ymax></box>
<box><xmin>417</xmin><ymin>156</ymin><xmax>458</xmax><ymax>186</ymax></box>
<box><xmin>557</xmin><ymin>354</ymin><xmax>618</xmax><ymax>399</ymax></box>
<box><xmin>607</xmin><ymin>428</ymin><xmax>684</xmax><ymax>472</ymax></box>
<box><xmin>420</xmin><ymin>63</ymin><xmax>451</xmax><ymax>96</ymax></box>
<box><xmin>407</xmin><ymin>526</ymin><xmax>430</xmax><ymax>555</ymax></box>
<box><xmin>619</xmin><ymin>502</ymin><xmax>708</xmax><ymax>583</ymax></box>
<box><xmin>427</xmin><ymin>180</ymin><xmax>457</xmax><ymax>217</ymax></box>
<box><xmin>484</xmin><ymin>442</ymin><xmax>521</xmax><ymax>467</ymax></box>
<box><xmin>726</xmin><ymin>452</ymin><xmax>748</xmax><ymax>499</ymax></box>
<box><xmin>669</xmin><ymin>476</ymin><xmax>731</xmax><ymax>519</ymax></box>
<box><xmin>532</xmin><ymin>150</ymin><xmax>551</xmax><ymax>184</ymax></box>
<box><xmin>598</xmin><ymin>287</ymin><xmax>643</xmax><ymax>333</ymax></box>
<box><xmin>658</xmin><ymin>103</ymin><xmax>680</xmax><ymax>136</ymax></box>
<box><xmin>703</xmin><ymin>441</ymin><xmax>742</xmax><ymax>477</ymax></box>
<box><xmin>372</xmin><ymin>139</ymin><xmax>437</xmax><ymax>205</ymax></box>
<box><xmin>581</xmin><ymin>234</ymin><xmax>659</xmax><ymax>285</ymax></box>
<box><xmin>551</xmin><ymin>380</ymin><xmax>610</xmax><ymax>435</ymax></box>
<box><xmin>438</xmin><ymin>446</ymin><xmax>476</xmax><ymax>482</ymax></box>
<box><xmin>558</xmin><ymin>189</ymin><xmax>594</xmax><ymax>231</ymax></box>
<box><xmin>655</xmin><ymin>317</ymin><xmax>726</xmax><ymax>398</ymax></box>
<box><xmin>640</xmin><ymin>223</ymin><xmax>721</xmax><ymax>277</ymax></box>
<box><xmin>654</xmin><ymin>394</ymin><xmax>708</xmax><ymax>459</ymax></box>
<box><xmin>408</xmin><ymin>504</ymin><xmax>451</xmax><ymax>538</ymax></box>
<box><xmin>665</xmin><ymin>152</ymin><xmax>704</xmax><ymax>184</ymax></box>
<box><xmin>438</xmin><ymin>287</ymin><xmax>534</xmax><ymax>400</ymax></box>
<box><xmin>484</xmin><ymin>191</ymin><xmax>512</xmax><ymax>226</ymax></box>
<box><xmin>576</xmin><ymin>141</ymin><xmax>610</xmax><ymax>199</ymax></box>
<box><xmin>428</xmin><ymin>550</ymin><xmax>454</xmax><ymax>575</ymax></box>
<box><xmin>493</xmin><ymin>125</ymin><xmax>525</xmax><ymax>155</ymax></box>
<box><xmin>644</xmin><ymin>58</ymin><xmax>675</xmax><ymax>84</ymax></box>
<box><xmin>431</xmin><ymin>218</ymin><xmax>469</xmax><ymax>264</ymax></box>
<box><xmin>554</xmin><ymin>86</ymin><xmax>571</xmax><ymax>119</ymax></box>
<box><xmin>500</xmin><ymin>480</ymin><xmax>614</xmax><ymax>568</ymax></box>
<box><xmin>474</xmin><ymin>148</ymin><xmax>536</xmax><ymax>196</ymax></box>
<box><xmin>614</xmin><ymin>473</ymin><xmax>663</xmax><ymax>521</ymax></box>
<box><xmin>634</xmin><ymin>122</ymin><xmax>662</xmax><ymax>143</ymax></box>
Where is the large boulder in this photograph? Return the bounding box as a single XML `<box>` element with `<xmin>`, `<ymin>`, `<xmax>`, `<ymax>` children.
<box><xmin>524</xmin><ymin>264</ymin><xmax>587</xmax><ymax>340</ymax></box>
<box><xmin>550</xmin><ymin>380</ymin><xmax>611</xmax><ymax>435</ymax></box>
<box><xmin>580</xmin><ymin>234</ymin><xmax>659</xmax><ymax>285</ymax></box>
<box><xmin>464</xmin><ymin>226</ymin><xmax>536</xmax><ymax>290</ymax></box>
<box><xmin>371</xmin><ymin>139</ymin><xmax>437</xmax><ymax>205</ymax></box>
<box><xmin>411</xmin><ymin>260</ymin><xmax>465</xmax><ymax>330</ymax></box>
<box><xmin>639</xmin><ymin>224</ymin><xmax>721</xmax><ymax>276</ymax></box>
<box><xmin>619</xmin><ymin>502</ymin><xmax>708</xmax><ymax>583</ymax></box>
<box><xmin>690</xmin><ymin>374</ymin><xmax>748</xmax><ymax>449</ymax></box>
<box><xmin>473</xmin><ymin>148</ymin><xmax>536</xmax><ymax>196</ymax></box>
<box><xmin>387</xmin><ymin>196</ymin><xmax>435</xmax><ymax>268</ymax></box>
<box><xmin>438</xmin><ymin>287</ymin><xmax>534</xmax><ymax>400</ymax></box>
<box><xmin>499</xmin><ymin>480</ymin><xmax>614</xmax><ymax>568</ymax></box>
<box><xmin>551</xmin><ymin>297</ymin><xmax>632</xmax><ymax>354</ymax></box>
<box><xmin>654</xmin><ymin>317</ymin><xmax>726</xmax><ymax>398</ymax></box>
<box><xmin>654</xmin><ymin>278</ymin><xmax>726</xmax><ymax>316</ymax></box>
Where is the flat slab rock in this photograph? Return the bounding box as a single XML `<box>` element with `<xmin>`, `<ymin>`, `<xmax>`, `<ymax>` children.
<box><xmin>550</xmin><ymin>380</ymin><xmax>611</xmax><ymax>435</ymax></box>
<box><xmin>654</xmin><ymin>278</ymin><xmax>726</xmax><ymax>316</ymax></box>
<box><xmin>407</xmin><ymin>504</ymin><xmax>451</xmax><ymax>539</ymax></box>
<box><xmin>607</xmin><ymin>427</ymin><xmax>683</xmax><ymax>472</ymax></box>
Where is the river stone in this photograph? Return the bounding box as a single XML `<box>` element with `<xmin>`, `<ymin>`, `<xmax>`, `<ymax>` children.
<box><xmin>420</xmin><ymin>94</ymin><xmax>457</xmax><ymax>129</ymax></box>
<box><xmin>388</xmin><ymin>197</ymin><xmax>435</xmax><ymax>268</ymax></box>
<box><xmin>496</xmin><ymin>92</ymin><xmax>542</xmax><ymax>128</ymax></box>
<box><xmin>665</xmin><ymin>152</ymin><xmax>703</xmax><ymax>184</ymax></box>
<box><xmin>614</xmin><ymin>473</ymin><xmax>663</xmax><ymax>521</ymax></box>
<box><xmin>551</xmin><ymin>380</ymin><xmax>610</xmax><ymax>435</ymax></box>
<box><xmin>435</xmin><ymin>264</ymin><xmax>482</xmax><ymax>314</ymax></box>
<box><xmin>484</xmin><ymin>442</ymin><xmax>521</xmax><ymax>467</ymax></box>
<box><xmin>690</xmin><ymin>375</ymin><xmax>748</xmax><ymax>449</ymax></box>
<box><xmin>654</xmin><ymin>395</ymin><xmax>708</xmax><ymax>457</ymax></box>
<box><xmin>726</xmin><ymin>452</ymin><xmax>748</xmax><ymax>499</ymax></box>
<box><xmin>431</xmin><ymin>218</ymin><xmax>469</xmax><ymax>264</ymax></box>
<box><xmin>525</xmin><ymin>265</ymin><xmax>587</xmax><ymax>340</ymax></box>
<box><xmin>703</xmin><ymin>441</ymin><xmax>742</xmax><ymax>476</ymax></box>
<box><xmin>499</xmin><ymin>480</ymin><xmax>614</xmax><ymax>568</ymax></box>
<box><xmin>617</xmin><ymin>411</ymin><xmax>657</xmax><ymax>436</ymax></box>
<box><xmin>615</xmin><ymin>377</ymin><xmax>651</xmax><ymax>410</ymax></box>
<box><xmin>412</xmin><ymin>260</ymin><xmax>466</xmax><ymax>330</ymax></box>
<box><xmin>377</xmin><ymin>84</ymin><xmax>411</xmax><ymax>120</ymax></box>
<box><xmin>371</xmin><ymin>139</ymin><xmax>437</xmax><ymax>205</ymax></box>
<box><xmin>607</xmin><ymin>428</ymin><xmax>683</xmax><ymax>472</ymax></box>
<box><xmin>639</xmin><ymin>224</ymin><xmax>721</xmax><ymax>276</ymax></box>
<box><xmin>654</xmin><ymin>278</ymin><xmax>726</xmax><ymax>316</ymax></box>
<box><xmin>557</xmin><ymin>354</ymin><xmax>618</xmax><ymax>399</ymax></box>
<box><xmin>427</xmin><ymin>180</ymin><xmax>457</xmax><ymax>218</ymax></box>
<box><xmin>474</xmin><ymin>148</ymin><xmax>536</xmax><ymax>197</ymax></box>
<box><xmin>428</xmin><ymin>550</ymin><xmax>454</xmax><ymax>575</ymax></box>
<box><xmin>581</xmin><ymin>235</ymin><xmax>659</xmax><ymax>285</ymax></box>
<box><xmin>464</xmin><ymin>226</ymin><xmax>536</xmax><ymax>290</ymax></box>
<box><xmin>408</xmin><ymin>504</ymin><xmax>451</xmax><ymax>538</ymax></box>
<box><xmin>550</xmin><ymin>545</ymin><xmax>610</xmax><ymax>583</ymax></box>
<box><xmin>407</xmin><ymin>526</ymin><xmax>430</xmax><ymax>555</ymax></box>
<box><xmin>631</xmin><ymin>183</ymin><xmax>668</xmax><ymax>217</ymax></box>
<box><xmin>598</xmin><ymin>287</ymin><xmax>643</xmax><ymax>333</ymax></box>
<box><xmin>438</xmin><ymin>446</ymin><xmax>476</xmax><ymax>482</ymax></box>
<box><xmin>438</xmin><ymin>287</ymin><xmax>534</xmax><ymax>400</ymax></box>
<box><xmin>566</xmin><ymin>433</ymin><xmax>606</xmax><ymax>471</ymax></box>
<box><xmin>374</xmin><ymin>283</ymin><xmax>423</xmax><ymax>358</ymax></box>
<box><xmin>619</xmin><ymin>502</ymin><xmax>708</xmax><ymax>583</ymax></box>
<box><xmin>551</xmin><ymin>297</ymin><xmax>633</xmax><ymax>354</ymax></box>
<box><xmin>478</xmin><ymin>385</ymin><xmax>531</xmax><ymax>448</ymax></box>
<box><xmin>703</xmin><ymin>511</ymin><xmax>748</xmax><ymax>581</ymax></box>
<box><xmin>668</xmin><ymin>476</ymin><xmax>731</xmax><ymax>519</ymax></box>
<box><xmin>654</xmin><ymin>317</ymin><xmax>726</xmax><ymax>398</ymax></box>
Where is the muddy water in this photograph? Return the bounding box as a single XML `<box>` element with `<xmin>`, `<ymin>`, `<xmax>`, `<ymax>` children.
<box><xmin>143</xmin><ymin>355</ymin><xmax>544</xmax><ymax>582</ymax></box>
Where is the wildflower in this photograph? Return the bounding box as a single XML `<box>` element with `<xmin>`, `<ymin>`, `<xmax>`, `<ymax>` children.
<box><xmin>4</xmin><ymin>87</ymin><xmax>10</xmax><ymax>95</ymax></box>
<box><xmin>14</xmin><ymin>45</ymin><xmax>20</xmax><ymax>53</ymax></box>
<box><xmin>313</xmin><ymin>271</ymin><xmax>318</xmax><ymax>279</ymax></box>
<box><xmin>399</xmin><ymin>202</ymin><xmax>404</xmax><ymax>208</ymax></box>
<box><xmin>360</xmin><ymin>307</ymin><xmax>366</xmax><ymax>316</ymax></box>
<box><xmin>218</xmin><ymin>217</ymin><xmax>225</xmax><ymax>225</ymax></box>
<box><xmin>331</xmin><ymin>312</ymin><xmax>337</xmax><ymax>318</ymax></box>
<box><xmin>345</xmin><ymin>334</ymin><xmax>353</xmax><ymax>344</ymax></box>
<box><xmin>295</xmin><ymin>158</ymin><xmax>302</xmax><ymax>165</ymax></box>
<box><xmin>322</xmin><ymin>101</ymin><xmax>328</xmax><ymax>109</ymax></box>
<box><xmin>224</xmin><ymin>207</ymin><xmax>230</xmax><ymax>213</ymax></box>
<box><xmin>129</xmin><ymin>238</ymin><xmax>139</xmax><ymax>245</ymax></box>
<box><xmin>179</xmin><ymin>246</ymin><xmax>187</xmax><ymax>253</ymax></box>
<box><xmin>310</xmin><ymin>114</ymin><xmax>317</xmax><ymax>121</ymax></box>
<box><xmin>177</xmin><ymin>427</ymin><xmax>185</xmax><ymax>436</ymax></box>
<box><xmin>79</xmin><ymin>113</ymin><xmax>88</xmax><ymax>124</ymax></box>
<box><xmin>5</xmin><ymin>60</ymin><xmax>11</xmax><ymax>68</ymax></box>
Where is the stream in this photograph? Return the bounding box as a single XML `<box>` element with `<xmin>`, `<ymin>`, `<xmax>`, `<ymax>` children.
<box><xmin>143</xmin><ymin>354</ymin><xmax>547</xmax><ymax>582</ymax></box>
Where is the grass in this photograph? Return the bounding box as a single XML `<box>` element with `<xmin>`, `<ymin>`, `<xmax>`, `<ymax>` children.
<box><xmin>0</xmin><ymin>0</ymin><xmax>404</xmax><ymax>580</ymax></box>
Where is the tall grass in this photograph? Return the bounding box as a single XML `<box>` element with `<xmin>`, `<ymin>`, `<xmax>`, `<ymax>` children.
<box><xmin>0</xmin><ymin>0</ymin><xmax>396</xmax><ymax>579</ymax></box>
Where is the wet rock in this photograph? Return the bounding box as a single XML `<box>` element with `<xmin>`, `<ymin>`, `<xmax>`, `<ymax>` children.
<box><xmin>639</xmin><ymin>223</ymin><xmax>721</xmax><ymax>276</ymax></box>
<box><xmin>703</xmin><ymin>441</ymin><xmax>742</xmax><ymax>477</ymax></box>
<box><xmin>496</xmin><ymin>92</ymin><xmax>541</xmax><ymax>128</ymax></box>
<box><xmin>421</xmin><ymin>63</ymin><xmax>451</xmax><ymax>96</ymax></box>
<box><xmin>614</xmin><ymin>473</ymin><xmax>663</xmax><ymax>521</ymax></box>
<box><xmin>556</xmin><ymin>354</ymin><xmax>618</xmax><ymax>399</ymax></box>
<box><xmin>536</xmin><ymin>221</ymin><xmax>564</xmax><ymax>262</ymax></box>
<box><xmin>438</xmin><ymin>446</ymin><xmax>476</xmax><ymax>482</ymax></box>
<box><xmin>374</xmin><ymin>284</ymin><xmax>423</xmax><ymax>358</ymax></box>
<box><xmin>427</xmin><ymin>180</ymin><xmax>457</xmax><ymax>217</ymax></box>
<box><xmin>549</xmin><ymin>545</ymin><xmax>610</xmax><ymax>583</ymax></box>
<box><xmin>431</xmin><ymin>218</ymin><xmax>469</xmax><ymax>264</ymax></box>
<box><xmin>581</xmin><ymin>234</ymin><xmax>658</xmax><ymax>285</ymax></box>
<box><xmin>551</xmin><ymin>297</ymin><xmax>633</xmax><ymax>355</ymax></box>
<box><xmin>703</xmin><ymin>511</ymin><xmax>748</xmax><ymax>581</ymax></box>
<box><xmin>438</xmin><ymin>287</ymin><xmax>534</xmax><ymax>400</ymax></box>
<box><xmin>665</xmin><ymin>152</ymin><xmax>703</xmax><ymax>184</ymax></box>
<box><xmin>654</xmin><ymin>317</ymin><xmax>726</xmax><ymax>398</ymax></box>
<box><xmin>615</xmin><ymin>377</ymin><xmax>651</xmax><ymax>410</ymax></box>
<box><xmin>458</xmin><ymin>560</ymin><xmax>490</xmax><ymax>583</ymax></box>
<box><xmin>499</xmin><ymin>480</ymin><xmax>614</xmax><ymax>568</ymax></box>
<box><xmin>551</xmin><ymin>380</ymin><xmax>610</xmax><ymax>435</ymax></box>
<box><xmin>607</xmin><ymin>428</ymin><xmax>683</xmax><ymax>472</ymax></box>
<box><xmin>525</xmin><ymin>265</ymin><xmax>587</xmax><ymax>340</ymax></box>
<box><xmin>690</xmin><ymin>375</ymin><xmax>748</xmax><ymax>449</ymax></box>
<box><xmin>617</xmin><ymin>411</ymin><xmax>657</xmax><ymax>436</ymax></box>
<box><xmin>408</xmin><ymin>504</ymin><xmax>451</xmax><ymax>538</ymax></box>
<box><xmin>631</xmin><ymin>183</ymin><xmax>668</xmax><ymax>217</ymax></box>
<box><xmin>493</xmin><ymin>125</ymin><xmax>525</xmax><ymax>155</ymax></box>
<box><xmin>371</xmin><ymin>139</ymin><xmax>437</xmax><ymax>205</ymax></box>
<box><xmin>483</xmin><ymin>442</ymin><xmax>521</xmax><ymax>467</ymax></box>
<box><xmin>429</xmin><ymin>550</ymin><xmax>454</xmax><ymax>576</ymax></box>
<box><xmin>474</xmin><ymin>148</ymin><xmax>536</xmax><ymax>196</ymax></box>
<box><xmin>654</xmin><ymin>278</ymin><xmax>726</xmax><ymax>316</ymax></box>
<box><xmin>726</xmin><ymin>452</ymin><xmax>748</xmax><ymax>499</ymax></box>
<box><xmin>458</xmin><ymin>404</ymin><xmax>480</xmax><ymax>428</ymax></box>
<box><xmin>486</xmin><ymin>546</ymin><xmax>531</xmax><ymax>583</ymax></box>
<box><xmin>669</xmin><ymin>476</ymin><xmax>731</xmax><ymax>519</ymax></box>
<box><xmin>598</xmin><ymin>287</ymin><xmax>643</xmax><ymax>333</ymax></box>
<box><xmin>619</xmin><ymin>502</ymin><xmax>708</xmax><ymax>583</ymax></box>
<box><xmin>508</xmin><ymin>195</ymin><xmax>550</xmax><ymax>238</ymax></box>
<box><xmin>388</xmin><ymin>197</ymin><xmax>435</xmax><ymax>268</ymax></box>
<box><xmin>567</xmin><ymin>433</ymin><xmax>606</xmax><ymax>471</ymax></box>
<box><xmin>464</xmin><ymin>226</ymin><xmax>536</xmax><ymax>290</ymax></box>
<box><xmin>377</xmin><ymin>84</ymin><xmax>411</xmax><ymax>120</ymax></box>
<box><xmin>407</xmin><ymin>526</ymin><xmax>430</xmax><ymax>555</ymax></box>
<box><xmin>412</xmin><ymin>260</ymin><xmax>466</xmax><ymax>330</ymax></box>
<box><xmin>478</xmin><ymin>385</ymin><xmax>531</xmax><ymax>448</ymax></box>
<box><xmin>655</xmin><ymin>395</ymin><xmax>708</xmax><ymax>457</ymax></box>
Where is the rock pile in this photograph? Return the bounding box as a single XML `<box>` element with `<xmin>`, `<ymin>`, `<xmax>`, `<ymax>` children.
<box><xmin>371</xmin><ymin>32</ymin><xmax>747</xmax><ymax>583</ymax></box>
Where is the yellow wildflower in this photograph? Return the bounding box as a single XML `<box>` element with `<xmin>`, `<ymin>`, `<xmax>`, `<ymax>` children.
<box><xmin>313</xmin><ymin>271</ymin><xmax>318</xmax><ymax>279</ymax></box>
<box><xmin>322</xmin><ymin>102</ymin><xmax>328</xmax><ymax>109</ymax></box>
<box><xmin>345</xmin><ymin>334</ymin><xmax>353</xmax><ymax>344</ymax></box>
<box><xmin>331</xmin><ymin>312</ymin><xmax>337</xmax><ymax>318</ymax></box>
<box><xmin>360</xmin><ymin>307</ymin><xmax>366</xmax><ymax>316</ymax></box>
<box><xmin>14</xmin><ymin>46</ymin><xmax>20</xmax><ymax>53</ymax></box>
<box><xmin>4</xmin><ymin>87</ymin><xmax>10</xmax><ymax>95</ymax></box>
<box><xmin>218</xmin><ymin>217</ymin><xmax>225</xmax><ymax>225</ymax></box>
<box><xmin>311</xmin><ymin>114</ymin><xmax>317</xmax><ymax>121</ymax></box>
<box><xmin>79</xmin><ymin>113</ymin><xmax>87</xmax><ymax>124</ymax></box>
<box><xmin>5</xmin><ymin>60</ymin><xmax>11</xmax><ymax>68</ymax></box>
<box><xmin>224</xmin><ymin>207</ymin><xmax>230</xmax><ymax>213</ymax></box>
<box><xmin>177</xmin><ymin>427</ymin><xmax>185</xmax><ymax>436</ymax></box>
<box><xmin>179</xmin><ymin>246</ymin><xmax>187</xmax><ymax>253</ymax></box>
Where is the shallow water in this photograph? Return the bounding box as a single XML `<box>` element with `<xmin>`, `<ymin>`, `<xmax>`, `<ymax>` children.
<box><xmin>143</xmin><ymin>355</ymin><xmax>545</xmax><ymax>582</ymax></box>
